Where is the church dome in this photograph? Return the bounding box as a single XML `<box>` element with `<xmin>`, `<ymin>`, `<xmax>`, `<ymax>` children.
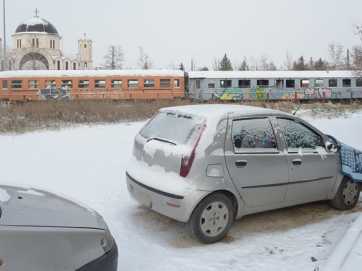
<box><xmin>15</xmin><ymin>17</ymin><xmax>59</xmax><ymax>36</ymax></box>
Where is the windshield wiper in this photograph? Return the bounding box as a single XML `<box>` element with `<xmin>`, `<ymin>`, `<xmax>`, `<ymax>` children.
<box><xmin>146</xmin><ymin>137</ymin><xmax>177</xmax><ymax>145</ymax></box>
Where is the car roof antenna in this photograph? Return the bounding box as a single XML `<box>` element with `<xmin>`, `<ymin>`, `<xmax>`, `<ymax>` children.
<box><xmin>293</xmin><ymin>103</ymin><xmax>302</xmax><ymax>115</ymax></box>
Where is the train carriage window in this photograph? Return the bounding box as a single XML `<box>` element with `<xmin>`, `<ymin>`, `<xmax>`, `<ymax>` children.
<box><xmin>2</xmin><ymin>80</ymin><xmax>8</xmax><ymax>89</ymax></box>
<box><xmin>174</xmin><ymin>79</ymin><xmax>180</xmax><ymax>88</ymax></box>
<box><xmin>78</xmin><ymin>80</ymin><xmax>89</xmax><ymax>88</ymax></box>
<box><xmin>275</xmin><ymin>79</ymin><xmax>284</xmax><ymax>88</ymax></box>
<box><xmin>220</xmin><ymin>80</ymin><xmax>232</xmax><ymax>88</ymax></box>
<box><xmin>111</xmin><ymin>80</ymin><xmax>122</xmax><ymax>88</ymax></box>
<box><xmin>144</xmin><ymin>79</ymin><xmax>154</xmax><ymax>88</ymax></box>
<box><xmin>329</xmin><ymin>79</ymin><xmax>337</xmax><ymax>87</ymax></box>
<box><xmin>208</xmin><ymin>80</ymin><xmax>215</xmax><ymax>88</ymax></box>
<box><xmin>95</xmin><ymin>80</ymin><xmax>106</xmax><ymax>88</ymax></box>
<box><xmin>257</xmin><ymin>79</ymin><xmax>268</xmax><ymax>88</ymax></box>
<box><xmin>128</xmin><ymin>79</ymin><xmax>138</xmax><ymax>88</ymax></box>
<box><xmin>315</xmin><ymin>79</ymin><xmax>323</xmax><ymax>87</ymax></box>
<box><xmin>28</xmin><ymin>80</ymin><xmax>39</xmax><ymax>88</ymax></box>
<box><xmin>301</xmin><ymin>79</ymin><xmax>309</xmax><ymax>87</ymax></box>
<box><xmin>11</xmin><ymin>80</ymin><xmax>22</xmax><ymax>89</ymax></box>
<box><xmin>196</xmin><ymin>80</ymin><xmax>201</xmax><ymax>89</ymax></box>
<box><xmin>238</xmin><ymin>80</ymin><xmax>250</xmax><ymax>88</ymax></box>
<box><xmin>62</xmin><ymin>80</ymin><xmax>73</xmax><ymax>88</ymax></box>
<box><xmin>343</xmin><ymin>79</ymin><xmax>351</xmax><ymax>87</ymax></box>
<box><xmin>160</xmin><ymin>79</ymin><xmax>171</xmax><ymax>87</ymax></box>
<box><xmin>45</xmin><ymin>80</ymin><xmax>56</xmax><ymax>88</ymax></box>
<box><xmin>357</xmin><ymin>78</ymin><xmax>362</xmax><ymax>87</ymax></box>
<box><xmin>286</xmin><ymin>80</ymin><xmax>295</xmax><ymax>88</ymax></box>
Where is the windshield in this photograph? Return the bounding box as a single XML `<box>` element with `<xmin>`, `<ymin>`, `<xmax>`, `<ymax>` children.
<box><xmin>140</xmin><ymin>111</ymin><xmax>205</xmax><ymax>145</ymax></box>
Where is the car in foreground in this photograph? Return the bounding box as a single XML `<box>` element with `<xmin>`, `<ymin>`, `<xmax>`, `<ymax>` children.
<box><xmin>0</xmin><ymin>184</ymin><xmax>118</xmax><ymax>271</ymax></box>
<box><xmin>126</xmin><ymin>104</ymin><xmax>361</xmax><ymax>244</ymax></box>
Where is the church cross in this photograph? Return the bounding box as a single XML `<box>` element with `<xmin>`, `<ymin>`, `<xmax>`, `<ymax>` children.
<box><xmin>34</xmin><ymin>8</ymin><xmax>40</xmax><ymax>18</ymax></box>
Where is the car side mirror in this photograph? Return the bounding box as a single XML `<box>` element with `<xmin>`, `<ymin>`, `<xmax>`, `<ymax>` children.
<box><xmin>325</xmin><ymin>142</ymin><xmax>341</xmax><ymax>153</ymax></box>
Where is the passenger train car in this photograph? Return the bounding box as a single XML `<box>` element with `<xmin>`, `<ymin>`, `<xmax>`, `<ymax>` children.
<box><xmin>0</xmin><ymin>70</ymin><xmax>185</xmax><ymax>101</ymax></box>
<box><xmin>0</xmin><ymin>69</ymin><xmax>361</xmax><ymax>102</ymax></box>
<box><xmin>187</xmin><ymin>70</ymin><xmax>362</xmax><ymax>101</ymax></box>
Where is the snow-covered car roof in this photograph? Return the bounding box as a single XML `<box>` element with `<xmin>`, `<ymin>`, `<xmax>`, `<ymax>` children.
<box><xmin>161</xmin><ymin>104</ymin><xmax>292</xmax><ymax>119</ymax></box>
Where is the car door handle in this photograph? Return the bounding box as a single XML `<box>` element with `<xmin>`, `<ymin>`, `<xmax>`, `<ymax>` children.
<box><xmin>292</xmin><ymin>159</ymin><xmax>302</xmax><ymax>165</ymax></box>
<box><xmin>235</xmin><ymin>160</ymin><xmax>247</xmax><ymax>168</ymax></box>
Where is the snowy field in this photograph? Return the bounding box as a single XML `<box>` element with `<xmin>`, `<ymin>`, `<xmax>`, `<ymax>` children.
<box><xmin>1</xmin><ymin>110</ymin><xmax>362</xmax><ymax>271</ymax></box>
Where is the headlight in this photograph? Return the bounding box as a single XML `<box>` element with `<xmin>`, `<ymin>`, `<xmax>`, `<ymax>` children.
<box><xmin>101</xmin><ymin>227</ymin><xmax>114</xmax><ymax>253</ymax></box>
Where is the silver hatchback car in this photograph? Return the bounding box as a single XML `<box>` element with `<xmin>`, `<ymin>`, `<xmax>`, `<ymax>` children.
<box><xmin>126</xmin><ymin>104</ymin><xmax>361</xmax><ymax>244</ymax></box>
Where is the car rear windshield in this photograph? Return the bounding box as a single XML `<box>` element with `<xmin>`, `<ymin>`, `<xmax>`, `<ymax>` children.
<box><xmin>140</xmin><ymin>111</ymin><xmax>205</xmax><ymax>145</ymax></box>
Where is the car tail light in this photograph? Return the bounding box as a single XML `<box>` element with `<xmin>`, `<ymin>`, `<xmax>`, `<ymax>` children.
<box><xmin>180</xmin><ymin>120</ymin><xmax>206</xmax><ymax>178</ymax></box>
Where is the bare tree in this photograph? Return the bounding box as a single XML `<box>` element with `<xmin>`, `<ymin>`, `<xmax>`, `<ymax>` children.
<box><xmin>328</xmin><ymin>42</ymin><xmax>345</xmax><ymax>70</ymax></box>
<box><xmin>350</xmin><ymin>19</ymin><xmax>362</xmax><ymax>41</ymax></box>
<box><xmin>249</xmin><ymin>56</ymin><xmax>258</xmax><ymax>71</ymax></box>
<box><xmin>136</xmin><ymin>46</ymin><xmax>153</xmax><ymax>70</ymax></box>
<box><xmin>101</xmin><ymin>44</ymin><xmax>125</xmax><ymax>70</ymax></box>
<box><xmin>282</xmin><ymin>49</ymin><xmax>293</xmax><ymax>70</ymax></box>
<box><xmin>350</xmin><ymin>44</ymin><xmax>362</xmax><ymax>78</ymax></box>
<box><xmin>21</xmin><ymin>35</ymin><xmax>47</xmax><ymax>70</ymax></box>
<box><xmin>0</xmin><ymin>45</ymin><xmax>12</xmax><ymax>71</ymax></box>
<box><xmin>211</xmin><ymin>57</ymin><xmax>220</xmax><ymax>71</ymax></box>
<box><xmin>165</xmin><ymin>61</ymin><xmax>178</xmax><ymax>70</ymax></box>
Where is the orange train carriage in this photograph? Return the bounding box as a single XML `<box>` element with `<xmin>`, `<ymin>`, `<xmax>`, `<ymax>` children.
<box><xmin>0</xmin><ymin>70</ymin><xmax>186</xmax><ymax>101</ymax></box>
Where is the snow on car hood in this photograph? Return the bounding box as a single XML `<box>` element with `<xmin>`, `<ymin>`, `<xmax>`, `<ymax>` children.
<box><xmin>0</xmin><ymin>184</ymin><xmax>107</xmax><ymax>229</ymax></box>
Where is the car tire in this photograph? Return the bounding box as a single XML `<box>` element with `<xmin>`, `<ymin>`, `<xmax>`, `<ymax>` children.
<box><xmin>187</xmin><ymin>193</ymin><xmax>234</xmax><ymax>244</ymax></box>
<box><xmin>331</xmin><ymin>176</ymin><xmax>361</xmax><ymax>210</ymax></box>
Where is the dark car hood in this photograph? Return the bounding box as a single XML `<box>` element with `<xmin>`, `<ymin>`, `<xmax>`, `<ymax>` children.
<box><xmin>0</xmin><ymin>184</ymin><xmax>107</xmax><ymax>229</ymax></box>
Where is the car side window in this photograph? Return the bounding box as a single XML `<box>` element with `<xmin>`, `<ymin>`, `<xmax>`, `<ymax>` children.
<box><xmin>277</xmin><ymin>118</ymin><xmax>324</xmax><ymax>150</ymax></box>
<box><xmin>232</xmin><ymin>118</ymin><xmax>277</xmax><ymax>151</ymax></box>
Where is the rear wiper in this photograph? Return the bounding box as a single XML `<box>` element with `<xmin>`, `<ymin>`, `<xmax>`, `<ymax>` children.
<box><xmin>146</xmin><ymin>138</ymin><xmax>177</xmax><ymax>145</ymax></box>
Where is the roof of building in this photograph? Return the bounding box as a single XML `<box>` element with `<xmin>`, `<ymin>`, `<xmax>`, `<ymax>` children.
<box><xmin>15</xmin><ymin>17</ymin><xmax>59</xmax><ymax>36</ymax></box>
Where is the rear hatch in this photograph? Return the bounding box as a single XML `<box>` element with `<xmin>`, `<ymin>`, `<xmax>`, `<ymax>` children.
<box><xmin>131</xmin><ymin>109</ymin><xmax>206</xmax><ymax>177</ymax></box>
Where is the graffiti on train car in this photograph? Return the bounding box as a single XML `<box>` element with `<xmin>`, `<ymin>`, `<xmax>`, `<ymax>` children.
<box><xmin>218</xmin><ymin>87</ymin><xmax>344</xmax><ymax>100</ymax></box>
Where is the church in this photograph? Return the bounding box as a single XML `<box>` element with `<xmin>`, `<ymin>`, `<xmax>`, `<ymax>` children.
<box><xmin>0</xmin><ymin>10</ymin><xmax>93</xmax><ymax>71</ymax></box>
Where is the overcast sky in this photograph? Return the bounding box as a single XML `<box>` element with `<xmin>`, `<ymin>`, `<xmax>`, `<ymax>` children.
<box><xmin>1</xmin><ymin>0</ymin><xmax>362</xmax><ymax>70</ymax></box>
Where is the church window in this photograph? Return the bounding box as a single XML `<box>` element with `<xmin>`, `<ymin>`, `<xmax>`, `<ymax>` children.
<box><xmin>32</xmin><ymin>39</ymin><xmax>35</xmax><ymax>47</ymax></box>
<box><xmin>8</xmin><ymin>61</ymin><xmax>12</xmax><ymax>70</ymax></box>
<box><xmin>66</xmin><ymin>62</ymin><xmax>69</xmax><ymax>70</ymax></box>
<box><xmin>36</xmin><ymin>39</ymin><xmax>39</xmax><ymax>47</ymax></box>
<box><xmin>53</xmin><ymin>40</ymin><xmax>55</xmax><ymax>49</ymax></box>
<box><xmin>78</xmin><ymin>80</ymin><xmax>89</xmax><ymax>88</ymax></box>
<box><xmin>84</xmin><ymin>44</ymin><xmax>87</xmax><ymax>57</ymax></box>
<box><xmin>50</xmin><ymin>40</ymin><xmax>52</xmax><ymax>48</ymax></box>
<box><xmin>84</xmin><ymin>62</ymin><xmax>87</xmax><ymax>68</ymax></box>
<box><xmin>57</xmin><ymin>61</ymin><xmax>60</xmax><ymax>70</ymax></box>
<box><xmin>28</xmin><ymin>80</ymin><xmax>39</xmax><ymax>88</ymax></box>
<box><xmin>73</xmin><ymin>63</ymin><xmax>77</xmax><ymax>70</ymax></box>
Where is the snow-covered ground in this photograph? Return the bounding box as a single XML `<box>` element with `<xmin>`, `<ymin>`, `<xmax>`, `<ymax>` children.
<box><xmin>1</xmin><ymin>110</ymin><xmax>362</xmax><ymax>271</ymax></box>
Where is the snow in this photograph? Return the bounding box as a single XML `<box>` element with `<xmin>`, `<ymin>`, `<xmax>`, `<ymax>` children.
<box><xmin>1</xmin><ymin>111</ymin><xmax>362</xmax><ymax>270</ymax></box>
<box><xmin>0</xmin><ymin>69</ymin><xmax>185</xmax><ymax>79</ymax></box>
<box><xmin>21</xmin><ymin>18</ymin><xmax>49</xmax><ymax>27</ymax></box>
<box><xmin>188</xmin><ymin>70</ymin><xmax>353</xmax><ymax>79</ymax></box>
<box><xmin>0</xmin><ymin>188</ymin><xmax>11</xmax><ymax>203</ymax></box>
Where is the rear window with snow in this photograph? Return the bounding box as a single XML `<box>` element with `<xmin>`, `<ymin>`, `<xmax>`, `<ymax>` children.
<box><xmin>140</xmin><ymin>111</ymin><xmax>205</xmax><ymax>144</ymax></box>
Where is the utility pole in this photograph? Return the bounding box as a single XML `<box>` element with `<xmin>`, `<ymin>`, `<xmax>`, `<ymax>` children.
<box><xmin>3</xmin><ymin>0</ymin><xmax>7</xmax><ymax>71</ymax></box>
<box><xmin>111</xmin><ymin>46</ymin><xmax>115</xmax><ymax>70</ymax></box>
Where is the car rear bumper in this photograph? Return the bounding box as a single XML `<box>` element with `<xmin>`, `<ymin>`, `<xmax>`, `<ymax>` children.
<box><xmin>126</xmin><ymin>172</ymin><xmax>207</xmax><ymax>222</ymax></box>
<box><xmin>76</xmin><ymin>238</ymin><xmax>118</xmax><ymax>271</ymax></box>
